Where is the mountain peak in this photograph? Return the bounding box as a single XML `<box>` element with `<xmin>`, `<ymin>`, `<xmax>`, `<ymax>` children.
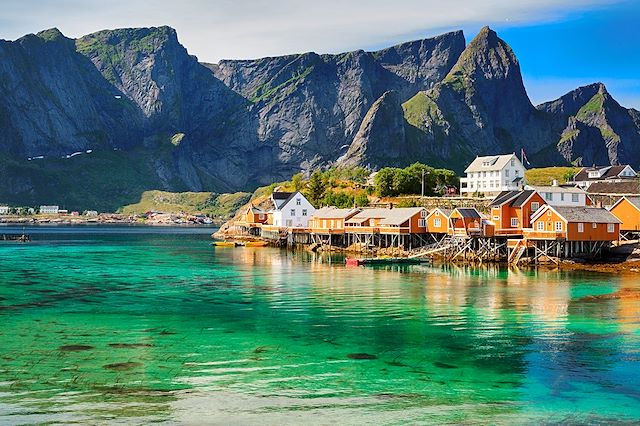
<box><xmin>36</xmin><ymin>28</ymin><xmax>67</xmax><ymax>42</ymax></box>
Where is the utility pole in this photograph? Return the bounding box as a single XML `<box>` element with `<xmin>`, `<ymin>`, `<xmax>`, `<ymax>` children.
<box><xmin>421</xmin><ymin>169</ymin><xmax>425</xmax><ymax>198</ymax></box>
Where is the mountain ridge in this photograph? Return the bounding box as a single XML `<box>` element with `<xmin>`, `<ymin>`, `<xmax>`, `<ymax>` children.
<box><xmin>0</xmin><ymin>25</ymin><xmax>637</xmax><ymax>210</ymax></box>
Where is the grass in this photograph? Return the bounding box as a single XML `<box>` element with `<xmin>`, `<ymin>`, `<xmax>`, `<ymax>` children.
<box><xmin>402</xmin><ymin>92</ymin><xmax>444</xmax><ymax>129</ymax></box>
<box><xmin>250</xmin><ymin>66</ymin><xmax>314</xmax><ymax>104</ymax></box>
<box><xmin>525</xmin><ymin>167</ymin><xmax>580</xmax><ymax>186</ymax></box>
<box><xmin>576</xmin><ymin>93</ymin><xmax>604</xmax><ymax>121</ymax></box>
<box><xmin>119</xmin><ymin>190</ymin><xmax>250</xmax><ymax>218</ymax></box>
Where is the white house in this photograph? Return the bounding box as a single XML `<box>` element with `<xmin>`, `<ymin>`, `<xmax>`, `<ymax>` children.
<box><xmin>270</xmin><ymin>191</ymin><xmax>315</xmax><ymax>228</ymax></box>
<box><xmin>526</xmin><ymin>182</ymin><xmax>590</xmax><ymax>207</ymax></box>
<box><xmin>0</xmin><ymin>205</ymin><xmax>9</xmax><ymax>215</ymax></box>
<box><xmin>39</xmin><ymin>205</ymin><xmax>59</xmax><ymax>215</ymax></box>
<box><xmin>460</xmin><ymin>154</ymin><xmax>526</xmax><ymax>198</ymax></box>
<box><xmin>571</xmin><ymin>165</ymin><xmax>637</xmax><ymax>189</ymax></box>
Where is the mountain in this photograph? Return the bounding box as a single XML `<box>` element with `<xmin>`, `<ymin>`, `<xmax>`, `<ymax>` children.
<box><xmin>0</xmin><ymin>25</ymin><xmax>637</xmax><ymax>210</ymax></box>
<box><xmin>537</xmin><ymin>82</ymin><xmax>640</xmax><ymax>166</ymax></box>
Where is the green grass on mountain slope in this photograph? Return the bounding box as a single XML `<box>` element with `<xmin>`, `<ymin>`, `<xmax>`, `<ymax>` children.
<box><xmin>525</xmin><ymin>167</ymin><xmax>579</xmax><ymax>186</ymax></box>
<box><xmin>576</xmin><ymin>93</ymin><xmax>605</xmax><ymax>121</ymax></box>
<box><xmin>119</xmin><ymin>190</ymin><xmax>250</xmax><ymax>218</ymax></box>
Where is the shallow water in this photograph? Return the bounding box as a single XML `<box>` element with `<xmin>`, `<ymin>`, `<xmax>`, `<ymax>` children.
<box><xmin>0</xmin><ymin>226</ymin><xmax>638</xmax><ymax>424</ymax></box>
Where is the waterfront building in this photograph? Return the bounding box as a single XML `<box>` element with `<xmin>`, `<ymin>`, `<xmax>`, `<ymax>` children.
<box><xmin>527</xmin><ymin>205</ymin><xmax>620</xmax><ymax>242</ymax></box>
<box><xmin>459</xmin><ymin>154</ymin><xmax>526</xmax><ymax>198</ymax></box>
<box><xmin>308</xmin><ymin>207</ymin><xmax>361</xmax><ymax>234</ymax></box>
<box><xmin>490</xmin><ymin>190</ymin><xmax>547</xmax><ymax>235</ymax></box>
<box><xmin>526</xmin><ymin>183</ymin><xmax>590</xmax><ymax>206</ymax></box>
<box><xmin>586</xmin><ymin>180</ymin><xmax>640</xmax><ymax>208</ymax></box>
<box><xmin>608</xmin><ymin>196</ymin><xmax>640</xmax><ymax>235</ymax></box>
<box><xmin>84</xmin><ymin>210</ymin><xmax>98</xmax><ymax>217</ymax></box>
<box><xmin>344</xmin><ymin>207</ymin><xmax>429</xmax><ymax>235</ymax></box>
<box><xmin>449</xmin><ymin>208</ymin><xmax>484</xmax><ymax>237</ymax></box>
<box><xmin>268</xmin><ymin>191</ymin><xmax>316</xmax><ymax>228</ymax></box>
<box><xmin>571</xmin><ymin>165</ymin><xmax>637</xmax><ymax>189</ymax></box>
<box><xmin>425</xmin><ymin>208</ymin><xmax>452</xmax><ymax>234</ymax></box>
<box><xmin>0</xmin><ymin>205</ymin><xmax>9</xmax><ymax>215</ymax></box>
<box><xmin>39</xmin><ymin>205</ymin><xmax>59</xmax><ymax>215</ymax></box>
<box><xmin>231</xmin><ymin>205</ymin><xmax>269</xmax><ymax>236</ymax></box>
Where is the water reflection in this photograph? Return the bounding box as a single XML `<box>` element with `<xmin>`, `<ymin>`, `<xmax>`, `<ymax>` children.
<box><xmin>0</xmin><ymin>231</ymin><xmax>638</xmax><ymax>424</ymax></box>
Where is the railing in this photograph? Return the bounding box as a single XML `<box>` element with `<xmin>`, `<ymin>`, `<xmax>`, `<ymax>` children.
<box><xmin>344</xmin><ymin>226</ymin><xmax>411</xmax><ymax>234</ymax></box>
<box><xmin>523</xmin><ymin>230</ymin><xmax>566</xmax><ymax>240</ymax></box>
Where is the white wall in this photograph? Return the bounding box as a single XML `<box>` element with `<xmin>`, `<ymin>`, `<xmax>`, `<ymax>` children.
<box><xmin>539</xmin><ymin>191</ymin><xmax>587</xmax><ymax>207</ymax></box>
<box><xmin>273</xmin><ymin>193</ymin><xmax>315</xmax><ymax>228</ymax></box>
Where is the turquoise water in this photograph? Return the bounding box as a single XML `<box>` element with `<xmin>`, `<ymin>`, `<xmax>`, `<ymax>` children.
<box><xmin>0</xmin><ymin>226</ymin><xmax>638</xmax><ymax>424</ymax></box>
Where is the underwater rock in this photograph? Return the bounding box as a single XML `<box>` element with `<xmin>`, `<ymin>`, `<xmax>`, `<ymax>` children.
<box><xmin>347</xmin><ymin>353</ymin><xmax>378</xmax><ymax>360</ymax></box>
<box><xmin>433</xmin><ymin>361</ymin><xmax>458</xmax><ymax>369</ymax></box>
<box><xmin>103</xmin><ymin>362</ymin><xmax>143</xmax><ymax>371</ymax></box>
<box><xmin>108</xmin><ymin>343</ymin><xmax>154</xmax><ymax>348</ymax></box>
<box><xmin>59</xmin><ymin>345</ymin><xmax>94</xmax><ymax>352</ymax></box>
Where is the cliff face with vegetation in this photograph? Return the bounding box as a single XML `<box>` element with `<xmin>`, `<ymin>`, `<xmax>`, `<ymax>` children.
<box><xmin>0</xmin><ymin>25</ymin><xmax>638</xmax><ymax>210</ymax></box>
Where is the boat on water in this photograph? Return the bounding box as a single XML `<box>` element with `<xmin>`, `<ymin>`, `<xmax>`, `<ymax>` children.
<box><xmin>244</xmin><ymin>241</ymin><xmax>268</xmax><ymax>247</ymax></box>
<box><xmin>212</xmin><ymin>241</ymin><xmax>238</xmax><ymax>247</ymax></box>
<box><xmin>0</xmin><ymin>234</ymin><xmax>30</xmax><ymax>243</ymax></box>
<box><xmin>345</xmin><ymin>257</ymin><xmax>425</xmax><ymax>266</ymax></box>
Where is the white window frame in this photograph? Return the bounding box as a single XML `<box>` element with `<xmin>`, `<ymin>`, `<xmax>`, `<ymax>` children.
<box><xmin>555</xmin><ymin>221</ymin><xmax>563</xmax><ymax>232</ymax></box>
<box><xmin>419</xmin><ymin>219</ymin><xmax>426</xmax><ymax>227</ymax></box>
<box><xmin>537</xmin><ymin>221</ymin><xmax>544</xmax><ymax>231</ymax></box>
<box><xmin>545</xmin><ymin>192</ymin><xmax>553</xmax><ymax>201</ymax></box>
<box><xmin>290</xmin><ymin>209</ymin><xmax>296</xmax><ymax>216</ymax></box>
<box><xmin>302</xmin><ymin>209</ymin><xmax>307</xmax><ymax>216</ymax></box>
<box><xmin>420</xmin><ymin>210</ymin><xmax>427</xmax><ymax>218</ymax></box>
<box><xmin>531</xmin><ymin>202</ymin><xmax>539</xmax><ymax>212</ymax></box>
<box><xmin>296</xmin><ymin>198</ymin><xmax>301</xmax><ymax>205</ymax></box>
<box><xmin>572</xmin><ymin>194</ymin><xmax>579</xmax><ymax>203</ymax></box>
<box><xmin>578</xmin><ymin>223</ymin><xmax>584</xmax><ymax>233</ymax></box>
<box><xmin>607</xmin><ymin>223</ymin><xmax>615</xmax><ymax>233</ymax></box>
<box><xmin>434</xmin><ymin>218</ymin><xmax>442</xmax><ymax>228</ymax></box>
<box><xmin>592</xmin><ymin>222</ymin><xmax>597</xmax><ymax>229</ymax></box>
<box><xmin>510</xmin><ymin>217</ymin><xmax>518</xmax><ymax>227</ymax></box>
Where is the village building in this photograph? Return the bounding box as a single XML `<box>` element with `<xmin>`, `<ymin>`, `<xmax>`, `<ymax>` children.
<box><xmin>269</xmin><ymin>191</ymin><xmax>315</xmax><ymax>228</ymax></box>
<box><xmin>608</xmin><ymin>196</ymin><xmax>640</xmax><ymax>237</ymax></box>
<box><xmin>526</xmin><ymin>183</ymin><xmax>590</xmax><ymax>206</ymax></box>
<box><xmin>84</xmin><ymin>210</ymin><xmax>98</xmax><ymax>217</ymax></box>
<box><xmin>39</xmin><ymin>205</ymin><xmax>59</xmax><ymax>215</ymax></box>
<box><xmin>571</xmin><ymin>165</ymin><xmax>637</xmax><ymax>189</ymax></box>
<box><xmin>490</xmin><ymin>190</ymin><xmax>547</xmax><ymax>235</ymax></box>
<box><xmin>308</xmin><ymin>207</ymin><xmax>360</xmax><ymax>234</ymax></box>
<box><xmin>0</xmin><ymin>205</ymin><xmax>9</xmax><ymax>215</ymax></box>
<box><xmin>343</xmin><ymin>207</ymin><xmax>430</xmax><ymax>249</ymax></box>
<box><xmin>586</xmin><ymin>180</ymin><xmax>640</xmax><ymax>207</ymax></box>
<box><xmin>449</xmin><ymin>207</ymin><xmax>485</xmax><ymax>237</ymax></box>
<box><xmin>459</xmin><ymin>154</ymin><xmax>526</xmax><ymax>198</ymax></box>
<box><xmin>425</xmin><ymin>208</ymin><xmax>452</xmax><ymax>234</ymax></box>
<box><xmin>527</xmin><ymin>205</ymin><xmax>620</xmax><ymax>242</ymax></box>
<box><xmin>232</xmin><ymin>205</ymin><xmax>269</xmax><ymax>236</ymax></box>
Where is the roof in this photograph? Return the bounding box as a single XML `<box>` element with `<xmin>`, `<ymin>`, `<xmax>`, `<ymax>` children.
<box><xmin>587</xmin><ymin>181</ymin><xmax>640</xmax><ymax>195</ymax></box>
<box><xmin>610</xmin><ymin>196</ymin><xmax>640</xmax><ymax>212</ymax></box>
<box><xmin>491</xmin><ymin>191</ymin><xmax>521</xmax><ymax>207</ymax></box>
<box><xmin>272</xmin><ymin>191</ymin><xmax>294</xmax><ymax>200</ymax></box>
<box><xmin>428</xmin><ymin>208</ymin><xmax>453</xmax><ymax>218</ymax></box>
<box><xmin>345</xmin><ymin>207</ymin><xmax>426</xmax><ymax>226</ymax></box>
<box><xmin>271</xmin><ymin>191</ymin><xmax>308</xmax><ymax>210</ymax></box>
<box><xmin>532</xmin><ymin>205</ymin><xmax>621</xmax><ymax>224</ymax></box>
<box><xmin>464</xmin><ymin>154</ymin><xmax>519</xmax><ymax>173</ymax></box>
<box><xmin>528</xmin><ymin>185</ymin><xmax>586</xmax><ymax>194</ymax></box>
<box><xmin>454</xmin><ymin>208</ymin><xmax>482</xmax><ymax>218</ymax></box>
<box><xmin>574</xmin><ymin>165</ymin><xmax>636</xmax><ymax>181</ymax></box>
<box><xmin>511</xmin><ymin>190</ymin><xmax>536</xmax><ymax>207</ymax></box>
<box><xmin>312</xmin><ymin>207</ymin><xmax>360</xmax><ymax>219</ymax></box>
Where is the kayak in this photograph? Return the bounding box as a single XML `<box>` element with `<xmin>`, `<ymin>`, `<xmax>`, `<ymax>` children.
<box><xmin>244</xmin><ymin>241</ymin><xmax>268</xmax><ymax>247</ymax></box>
<box><xmin>212</xmin><ymin>241</ymin><xmax>238</xmax><ymax>247</ymax></box>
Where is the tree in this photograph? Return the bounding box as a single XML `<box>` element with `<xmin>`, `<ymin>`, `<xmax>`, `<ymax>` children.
<box><xmin>374</xmin><ymin>168</ymin><xmax>396</xmax><ymax>197</ymax></box>
<box><xmin>305</xmin><ymin>170</ymin><xmax>326</xmax><ymax>207</ymax></box>
<box><xmin>291</xmin><ymin>173</ymin><xmax>304</xmax><ymax>191</ymax></box>
<box><xmin>354</xmin><ymin>193</ymin><xmax>369</xmax><ymax>207</ymax></box>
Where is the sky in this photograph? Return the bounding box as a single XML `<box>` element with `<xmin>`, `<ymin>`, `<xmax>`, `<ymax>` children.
<box><xmin>1</xmin><ymin>0</ymin><xmax>638</xmax><ymax>108</ymax></box>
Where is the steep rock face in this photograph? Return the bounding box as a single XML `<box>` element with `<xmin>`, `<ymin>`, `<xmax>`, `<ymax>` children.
<box><xmin>0</xmin><ymin>28</ymin><xmax>142</xmax><ymax>157</ymax></box>
<box><xmin>393</xmin><ymin>27</ymin><xmax>561</xmax><ymax>171</ymax></box>
<box><xmin>537</xmin><ymin>83</ymin><xmax>640</xmax><ymax>166</ymax></box>
<box><xmin>207</xmin><ymin>31</ymin><xmax>465</xmax><ymax>174</ymax></box>
<box><xmin>338</xmin><ymin>91</ymin><xmax>406</xmax><ymax>167</ymax></box>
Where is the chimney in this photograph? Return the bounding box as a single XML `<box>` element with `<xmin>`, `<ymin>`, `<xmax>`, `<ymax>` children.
<box><xmin>552</xmin><ymin>179</ymin><xmax>558</xmax><ymax>187</ymax></box>
<box><xmin>388</xmin><ymin>202</ymin><xmax>393</xmax><ymax>209</ymax></box>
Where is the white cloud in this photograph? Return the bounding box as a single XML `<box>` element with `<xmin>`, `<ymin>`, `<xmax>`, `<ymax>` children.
<box><xmin>0</xmin><ymin>0</ymin><xmax>621</xmax><ymax>63</ymax></box>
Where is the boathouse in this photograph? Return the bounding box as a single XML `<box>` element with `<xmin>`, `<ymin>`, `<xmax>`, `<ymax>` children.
<box><xmin>308</xmin><ymin>207</ymin><xmax>361</xmax><ymax>246</ymax></box>
<box><xmin>490</xmin><ymin>190</ymin><xmax>546</xmax><ymax>236</ymax></box>
<box><xmin>425</xmin><ymin>208</ymin><xmax>452</xmax><ymax>235</ymax></box>
<box><xmin>343</xmin><ymin>207</ymin><xmax>430</xmax><ymax>249</ymax></box>
<box><xmin>609</xmin><ymin>196</ymin><xmax>640</xmax><ymax>238</ymax></box>
<box><xmin>449</xmin><ymin>208</ymin><xmax>484</xmax><ymax>237</ymax></box>
<box><xmin>232</xmin><ymin>205</ymin><xmax>268</xmax><ymax>236</ymax></box>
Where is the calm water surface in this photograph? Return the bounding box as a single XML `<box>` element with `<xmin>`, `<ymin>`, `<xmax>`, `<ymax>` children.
<box><xmin>0</xmin><ymin>226</ymin><xmax>638</xmax><ymax>424</ymax></box>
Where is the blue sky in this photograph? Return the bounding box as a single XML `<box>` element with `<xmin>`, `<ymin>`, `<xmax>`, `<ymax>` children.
<box><xmin>1</xmin><ymin>0</ymin><xmax>638</xmax><ymax>108</ymax></box>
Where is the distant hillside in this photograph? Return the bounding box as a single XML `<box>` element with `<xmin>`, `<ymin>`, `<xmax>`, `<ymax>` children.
<box><xmin>119</xmin><ymin>191</ymin><xmax>251</xmax><ymax>218</ymax></box>
<box><xmin>0</xmin><ymin>25</ymin><xmax>638</xmax><ymax>210</ymax></box>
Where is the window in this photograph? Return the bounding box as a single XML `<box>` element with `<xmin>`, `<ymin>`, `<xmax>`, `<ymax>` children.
<box><xmin>286</xmin><ymin>219</ymin><xmax>292</xmax><ymax>227</ymax></box>
<box><xmin>296</xmin><ymin>198</ymin><xmax>301</xmax><ymax>205</ymax></box>
<box><xmin>511</xmin><ymin>159</ymin><xmax>515</xmax><ymax>166</ymax></box>
<box><xmin>555</xmin><ymin>221</ymin><xmax>563</xmax><ymax>232</ymax></box>
<box><xmin>259</xmin><ymin>214</ymin><xmax>264</xmax><ymax>220</ymax></box>
<box><xmin>547</xmin><ymin>210</ymin><xmax>552</xmax><ymax>217</ymax></box>
<box><xmin>302</xmin><ymin>209</ymin><xmax>307</xmax><ymax>216</ymax></box>
<box><xmin>434</xmin><ymin>218</ymin><xmax>442</xmax><ymax>227</ymax></box>
<box><xmin>560</xmin><ymin>193</ymin><xmax>565</xmax><ymax>201</ymax></box>
<box><xmin>578</xmin><ymin>223</ymin><xmax>584</xmax><ymax>233</ymax></box>
<box><xmin>505</xmin><ymin>169</ymin><xmax>510</xmax><ymax>177</ymax></box>
<box><xmin>545</xmin><ymin>192</ymin><xmax>553</xmax><ymax>201</ymax></box>
<box><xmin>420</xmin><ymin>210</ymin><xmax>427</xmax><ymax>218</ymax></box>
<box><xmin>572</xmin><ymin>194</ymin><xmax>579</xmax><ymax>203</ymax></box>
<box><xmin>435</xmin><ymin>211</ymin><xmax>440</xmax><ymax>216</ymax></box>
<box><xmin>592</xmin><ymin>222</ymin><xmax>597</xmax><ymax>229</ymax></box>
<box><xmin>537</xmin><ymin>221</ymin><xmax>544</xmax><ymax>231</ymax></box>
<box><xmin>607</xmin><ymin>223</ymin><xmax>615</xmax><ymax>233</ymax></box>
<box><xmin>493</xmin><ymin>216</ymin><xmax>499</xmax><ymax>221</ymax></box>
<box><xmin>482</xmin><ymin>171</ymin><xmax>486</xmax><ymax>177</ymax></box>
<box><xmin>419</xmin><ymin>219</ymin><xmax>426</xmax><ymax>227</ymax></box>
<box><xmin>511</xmin><ymin>217</ymin><xmax>518</xmax><ymax>227</ymax></box>
<box><xmin>531</xmin><ymin>202</ymin><xmax>539</xmax><ymax>212</ymax></box>
<box><xmin>290</xmin><ymin>209</ymin><xmax>296</xmax><ymax>216</ymax></box>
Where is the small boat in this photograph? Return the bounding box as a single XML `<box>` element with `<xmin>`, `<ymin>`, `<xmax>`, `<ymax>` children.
<box><xmin>212</xmin><ymin>241</ymin><xmax>238</xmax><ymax>247</ymax></box>
<box><xmin>345</xmin><ymin>257</ymin><xmax>424</xmax><ymax>266</ymax></box>
<box><xmin>244</xmin><ymin>241</ymin><xmax>268</xmax><ymax>247</ymax></box>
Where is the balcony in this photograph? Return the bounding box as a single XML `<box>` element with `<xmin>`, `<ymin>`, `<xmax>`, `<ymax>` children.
<box><xmin>523</xmin><ymin>230</ymin><xmax>566</xmax><ymax>240</ymax></box>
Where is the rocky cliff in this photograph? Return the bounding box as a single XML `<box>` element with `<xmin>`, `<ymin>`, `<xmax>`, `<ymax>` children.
<box><xmin>0</xmin><ymin>25</ymin><xmax>637</xmax><ymax>210</ymax></box>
